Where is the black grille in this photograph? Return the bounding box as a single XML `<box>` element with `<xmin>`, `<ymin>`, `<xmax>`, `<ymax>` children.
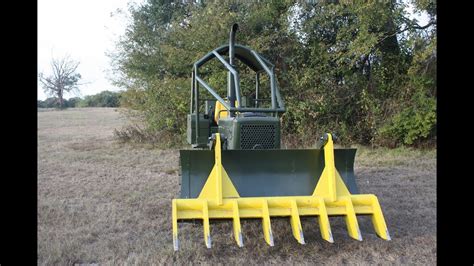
<box><xmin>240</xmin><ymin>124</ymin><xmax>276</xmax><ymax>149</ymax></box>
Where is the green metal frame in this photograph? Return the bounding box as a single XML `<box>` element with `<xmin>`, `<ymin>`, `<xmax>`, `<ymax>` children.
<box><xmin>189</xmin><ymin>43</ymin><xmax>286</xmax><ymax>147</ymax></box>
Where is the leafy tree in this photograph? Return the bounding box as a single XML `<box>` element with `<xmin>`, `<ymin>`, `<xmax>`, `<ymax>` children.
<box><xmin>65</xmin><ymin>97</ymin><xmax>82</xmax><ymax>108</ymax></box>
<box><xmin>77</xmin><ymin>91</ymin><xmax>122</xmax><ymax>107</ymax></box>
<box><xmin>38</xmin><ymin>97</ymin><xmax>78</xmax><ymax>108</ymax></box>
<box><xmin>37</xmin><ymin>97</ymin><xmax>61</xmax><ymax>108</ymax></box>
<box><xmin>110</xmin><ymin>0</ymin><xmax>436</xmax><ymax>147</ymax></box>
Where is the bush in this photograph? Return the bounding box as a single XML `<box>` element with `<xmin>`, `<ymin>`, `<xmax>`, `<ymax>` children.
<box><xmin>77</xmin><ymin>91</ymin><xmax>122</xmax><ymax>107</ymax></box>
<box><xmin>38</xmin><ymin>91</ymin><xmax>123</xmax><ymax>108</ymax></box>
<box><xmin>111</xmin><ymin>1</ymin><xmax>436</xmax><ymax>148</ymax></box>
<box><xmin>378</xmin><ymin>90</ymin><xmax>436</xmax><ymax>146</ymax></box>
<box><xmin>65</xmin><ymin>97</ymin><xmax>81</xmax><ymax>108</ymax></box>
<box><xmin>38</xmin><ymin>97</ymin><xmax>61</xmax><ymax>108</ymax></box>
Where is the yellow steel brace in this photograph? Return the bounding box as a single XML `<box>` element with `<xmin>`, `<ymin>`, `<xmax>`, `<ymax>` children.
<box><xmin>312</xmin><ymin>134</ymin><xmax>390</xmax><ymax>242</ymax></box>
<box><xmin>172</xmin><ymin>133</ymin><xmax>390</xmax><ymax>251</ymax></box>
<box><xmin>197</xmin><ymin>133</ymin><xmax>239</xmax><ymax>204</ymax></box>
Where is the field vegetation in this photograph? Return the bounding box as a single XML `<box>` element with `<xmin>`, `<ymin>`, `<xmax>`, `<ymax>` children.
<box><xmin>110</xmin><ymin>0</ymin><xmax>436</xmax><ymax>148</ymax></box>
<box><xmin>38</xmin><ymin>108</ymin><xmax>436</xmax><ymax>264</ymax></box>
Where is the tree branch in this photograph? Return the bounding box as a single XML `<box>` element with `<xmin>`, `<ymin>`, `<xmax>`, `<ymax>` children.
<box><xmin>39</xmin><ymin>55</ymin><xmax>83</xmax><ymax>106</ymax></box>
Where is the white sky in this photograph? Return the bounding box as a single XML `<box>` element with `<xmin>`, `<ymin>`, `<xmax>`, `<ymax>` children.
<box><xmin>38</xmin><ymin>0</ymin><xmax>431</xmax><ymax>101</ymax></box>
<box><xmin>37</xmin><ymin>0</ymin><xmax>144</xmax><ymax>100</ymax></box>
<box><xmin>406</xmin><ymin>1</ymin><xmax>431</xmax><ymax>27</ymax></box>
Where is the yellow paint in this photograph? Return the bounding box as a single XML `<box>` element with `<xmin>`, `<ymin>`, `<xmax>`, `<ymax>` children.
<box><xmin>202</xmin><ymin>200</ymin><xmax>211</xmax><ymax>248</ymax></box>
<box><xmin>341</xmin><ymin>196</ymin><xmax>362</xmax><ymax>241</ymax></box>
<box><xmin>314</xmin><ymin>197</ymin><xmax>333</xmax><ymax>243</ymax></box>
<box><xmin>175</xmin><ymin>195</ymin><xmax>387</xmax><ymax>218</ymax></box>
<box><xmin>172</xmin><ymin>199</ymin><xmax>179</xmax><ymax>251</ymax></box>
<box><xmin>313</xmin><ymin>134</ymin><xmax>337</xmax><ymax>202</ymax></box>
<box><xmin>214</xmin><ymin>100</ymin><xmax>239</xmax><ymax>123</ymax></box>
<box><xmin>198</xmin><ymin>133</ymin><xmax>240</xmax><ymax>205</ymax></box>
<box><xmin>172</xmin><ymin>133</ymin><xmax>391</xmax><ymax>250</ymax></box>
<box><xmin>214</xmin><ymin>101</ymin><xmax>228</xmax><ymax>123</ymax></box>
<box><xmin>290</xmin><ymin>200</ymin><xmax>305</xmax><ymax>244</ymax></box>
<box><xmin>261</xmin><ymin>199</ymin><xmax>274</xmax><ymax>246</ymax></box>
<box><xmin>232</xmin><ymin>200</ymin><xmax>243</xmax><ymax>247</ymax></box>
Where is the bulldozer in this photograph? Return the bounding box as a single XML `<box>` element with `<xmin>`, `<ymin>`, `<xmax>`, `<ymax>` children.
<box><xmin>172</xmin><ymin>24</ymin><xmax>390</xmax><ymax>250</ymax></box>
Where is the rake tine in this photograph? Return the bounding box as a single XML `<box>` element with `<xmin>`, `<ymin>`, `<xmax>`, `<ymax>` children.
<box><xmin>202</xmin><ymin>200</ymin><xmax>212</xmax><ymax>248</ymax></box>
<box><xmin>290</xmin><ymin>200</ymin><xmax>305</xmax><ymax>244</ymax></box>
<box><xmin>366</xmin><ymin>195</ymin><xmax>391</xmax><ymax>241</ymax></box>
<box><xmin>341</xmin><ymin>196</ymin><xmax>362</xmax><ymax>241</ymax></box>
<box><xmin>232</xmin><ymin>200</ymin><xmax>244</xmax><ymax>247</ymax></box>
<box><xmin>316</xmin><ymin>197</ymin><xmax>333</xmax><ymax>243</ymax></box>
<box><xmin>172</xmin><ymin>199</ymin><xmax>179</xmax><ymax>251</ymax></box>
<box><xmin>261</xmin><ymin>199</ymin><xmax>274</xmax><ymax>246</ymax></box>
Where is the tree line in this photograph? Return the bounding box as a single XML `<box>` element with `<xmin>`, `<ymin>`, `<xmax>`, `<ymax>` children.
<box><xmin>110</xmin><ymin>0</ymin><xmax>436</xmax><ymax>147</ymax></box>
<box><xmin>37</xmin><ymin>90</ymin><xmax>122</xmax><ymax>108</ymax></box>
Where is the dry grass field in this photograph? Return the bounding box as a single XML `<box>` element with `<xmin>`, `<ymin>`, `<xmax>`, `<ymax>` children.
<box><xmin>38</xmin><ymin>108</ymin><xmax>436</xmax><ymax>265</ymax></box>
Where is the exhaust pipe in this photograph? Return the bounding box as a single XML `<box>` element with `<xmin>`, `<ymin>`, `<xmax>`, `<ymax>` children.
<box><xmin>228</xmin><ymin>23</ymin><xmax>238</xmax><ymax>112</ymax></box>
<box><xmin>229</xmin><ymin>23</ymin><xmax>238</xmax><ymax>66</ymax></box>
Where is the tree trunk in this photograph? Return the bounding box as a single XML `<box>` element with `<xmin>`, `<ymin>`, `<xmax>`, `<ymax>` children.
<box><xmin>58</xmin><ymin>89</ymin><xmax>64</xmax><ymax>109</ymax></box>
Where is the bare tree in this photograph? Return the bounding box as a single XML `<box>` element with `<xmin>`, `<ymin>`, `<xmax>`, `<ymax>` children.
<box><xmin>39</xmin><ymin>56</ymin><xmax>82</xmax><ymax>108</ymax></box>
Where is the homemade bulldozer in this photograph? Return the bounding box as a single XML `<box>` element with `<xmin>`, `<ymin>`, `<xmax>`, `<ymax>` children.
<box><xmin>172</xmin><ymin>24</ymin><xmax>390</xmax><ymax>250</ymax></box>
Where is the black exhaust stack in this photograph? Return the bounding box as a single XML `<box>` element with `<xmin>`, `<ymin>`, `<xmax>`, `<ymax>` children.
<box><xmin>228</xmin><ymin>23</ymin><xmax>238</xmax><ymax>115</ymax></box>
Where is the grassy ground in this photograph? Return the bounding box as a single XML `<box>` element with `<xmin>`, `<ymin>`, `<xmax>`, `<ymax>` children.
<box><xmin>38</xmin><ymin>108</ymin><xmax>436</xmax><ymax>265</ymax></box>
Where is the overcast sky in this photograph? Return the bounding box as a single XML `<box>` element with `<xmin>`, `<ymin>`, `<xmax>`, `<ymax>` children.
<box><xmin>38</xmin><ymin>0</ymin><xmax>430</xmax><ymax>101</ymax></box>
<box><xmin>37</xmin><ymin>0</ymin><xmax>144</xmax><ymax>100</ymax></box>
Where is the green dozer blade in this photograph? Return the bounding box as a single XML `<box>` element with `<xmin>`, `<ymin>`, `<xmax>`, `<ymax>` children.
<box><xmin>179</xmin><ymin>149</ymin><xmax>358</xmax><ymax>199</ymax></box>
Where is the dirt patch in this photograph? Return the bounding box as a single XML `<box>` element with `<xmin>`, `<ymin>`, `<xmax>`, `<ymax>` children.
<box><xmin>38</xmin><ymin>108</ymin><xmax>436</xmax><ymax>264</ymax></box>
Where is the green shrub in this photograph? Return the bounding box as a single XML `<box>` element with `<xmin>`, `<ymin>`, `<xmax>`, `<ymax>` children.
<box><xmin>110</xmin><ymin>0</ymin><xmax>436</xmax><ymax>148</ymax></box>
<box><xmin>77</xmin><ymin>91</ymin><xmax>122</xmax><ymax>107</ymax></box>
<box><xmin>378</xmin><ymin>90</ymin><xmax>436</xmax><ymax>146</ymax></box>
<box><xmin>38</xmin><ymin>97</ymin><xmax>61</xmax><ymax>108</ymax></box>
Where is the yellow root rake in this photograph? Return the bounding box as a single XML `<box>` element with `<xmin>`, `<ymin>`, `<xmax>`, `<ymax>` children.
<box><xmin>172</xmin><ymin>133</ymin><xmax>390</xmax><ymax>250</ymax></box>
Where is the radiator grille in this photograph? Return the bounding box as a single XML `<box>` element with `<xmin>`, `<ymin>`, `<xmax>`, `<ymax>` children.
<box><xmin>240</xmin><ymin>124</ymin><xmax>276</xmax><ymax>149</ymax></box>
